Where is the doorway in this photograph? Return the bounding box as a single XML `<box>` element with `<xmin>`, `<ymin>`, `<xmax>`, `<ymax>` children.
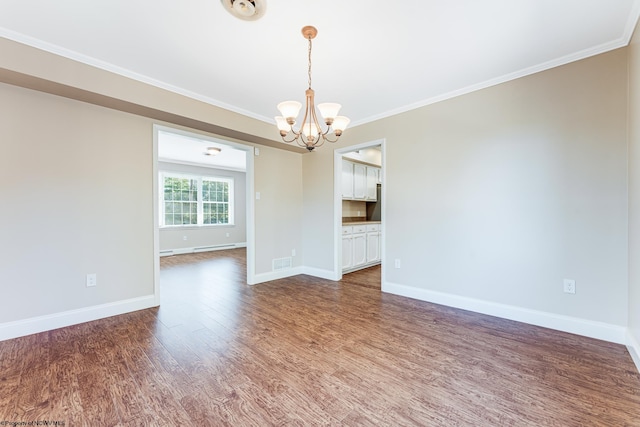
<box><xmin>152</xmin><ymin>125</ymin><xmax>256</xmax><ymax>305</ymax></box>
<box><xmin>334</xmin><ymin>139</ymin><xmax>385</xmax><ymax>288</ymax></box>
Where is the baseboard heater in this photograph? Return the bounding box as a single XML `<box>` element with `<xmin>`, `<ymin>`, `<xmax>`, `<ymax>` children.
<box><xmin>160</xmin><ymin>243</ymin><xmax>245</xmax><ymax>257</ymax></box>
<box><xmin>193</xmin><ymin>244</ymin><xmax>234</xmax><ymax>253</ymax></box>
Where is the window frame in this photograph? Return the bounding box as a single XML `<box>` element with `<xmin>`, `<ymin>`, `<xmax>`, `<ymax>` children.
<box><xmin>159</xmin><ymin>172</ymin><xmax>234</xmax><ymax>228</ymax></box>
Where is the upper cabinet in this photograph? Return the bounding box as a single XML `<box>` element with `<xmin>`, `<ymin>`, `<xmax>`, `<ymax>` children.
<box><xmin>342</xmin><ymin>160</ymin><xmax>354</xmax><ymax>199</ymax></box>
<box><xmin>342</xmin><ymin>159</ymin><xmax>380</xmax><ymax>201</ymax></box>
<box><xmin>366</xmin><ymin>167</ymin><xmax>378</xmax><ymax>201</ymax></box>
<box><xmin>353</xmin><ymin>163</ymin><xmax>367</xmax><ymax>200</ymax></box>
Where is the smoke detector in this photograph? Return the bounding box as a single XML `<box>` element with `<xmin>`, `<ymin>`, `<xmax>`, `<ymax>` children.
<box><xmin>221</xmin><ymin>0</ymin><xmax>266</xmax><ymax>21</ymax></box>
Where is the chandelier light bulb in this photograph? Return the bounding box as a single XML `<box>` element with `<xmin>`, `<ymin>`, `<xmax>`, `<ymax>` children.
<box><xmin>275</xmin><ymin>116</ymin><xmax>290</xmax><ymax>134</ymax></box>
<box><xmin>332</xmin><ymin>116</ymin><xmax>351</xmax><ymax>135</ymax></box>
<box><xmin>317</xmin><ymin>103</ymin><xmax>341</xmax><ymax>122</ymax></box>
<box><xmin>277</xmin><ymin>101</ymin><xmax>302</xmax><ymax>122</ymax></box>
<box><xmin>302</xmin><ymin>122</ymin><xmax>318</xmax><ymax>138</ymax></box>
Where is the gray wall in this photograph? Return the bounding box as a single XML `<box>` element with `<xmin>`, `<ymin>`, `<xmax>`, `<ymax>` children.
<box><xmin>158</xmin><ymin>161</ymin><xmax>247</xmax><ymax>251</ymax></box>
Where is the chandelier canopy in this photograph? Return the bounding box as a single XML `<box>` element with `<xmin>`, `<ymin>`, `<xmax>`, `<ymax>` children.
<box><xmin>275</xmin><ymin>26</ymin><xmax>350</xmax><ymax>151</ymax></box>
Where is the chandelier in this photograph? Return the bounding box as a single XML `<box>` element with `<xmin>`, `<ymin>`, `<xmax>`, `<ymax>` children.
<box><xmin>275</xmin><ymin>26</ymin><xmax>350</xmax><ymax>151</ymax></box>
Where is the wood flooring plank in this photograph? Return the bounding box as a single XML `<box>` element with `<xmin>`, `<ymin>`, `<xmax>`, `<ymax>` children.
<box><xmin>12</xmin><ymin>333</ymin><xmax>51</xmax><ymax>418</ymax></box>
<box><xmin>0</xmin><ymin>374</ymin><xmax>22</xmax><ymax>419</ymax></box>
<box><xmin>75</xmin><ymin>338</ymin><xmax>121</xmax><ymax>426</ymax></box>
<box><xmin>2</xmin><ymin>249</ymin><xmax>639</xmax><ymax>425</ymax></box>
<box><xmin>120</xmin><ymin>343</ymin><xmax>195</xmax><ymax>426</ymax></box>
<box><xmin>46</xmin><ymin>354</ymin><xmax>85</xmax><ymax>426</ymax></box>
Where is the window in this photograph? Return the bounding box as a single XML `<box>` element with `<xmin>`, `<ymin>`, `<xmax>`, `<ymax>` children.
<box><xmin>163</xmin><ymin>176</ymin><xmax>198</xmax><ymax>226</ymax></box>
<box><xmin>160</xmin><ymin>173</ymin><xmax>233</xmax><ymax>227</ymax></box>
<box><xmin>202</xmin><ymin>179</ymin><xmax>230</xmax><ymax>225</ymax></box>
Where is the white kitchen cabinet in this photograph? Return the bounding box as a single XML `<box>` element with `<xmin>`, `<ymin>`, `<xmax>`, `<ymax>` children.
<box><xmin>342</xmin><ymin>160</ymin><xmax>354</xmax><ymax>199</ymax></box>
<box><xmin>366</xmin><ymin>224</ymin><xmax>381</xmax><ymax>263</ymax></box>
<box><xmin>342</xmin><ymin>159</ymin><xmax>381</xmax><ymax>201</ymax></box>
<box><xmin>352</xmin><ymin>230</ymin><xmax>367</xmax><ymax>267</ymax></box>
<box><xmin>342</xmin><ymin>235</ymin><xmax>353</xmax><ymax>270</ymax></box>
<box><xmin>342</xmin><ymin>223</ymin><xmax>380</xmax><ymax>272</ymax></box>
<box><xmin>353</xmin><ymin>163</ymin><xmax>367</xmax><ymax>200</ymax></box>
<box><xmin>366</xmin><ymin>167</ymin><xmax>379</xmax><ymax>201</ymax></box>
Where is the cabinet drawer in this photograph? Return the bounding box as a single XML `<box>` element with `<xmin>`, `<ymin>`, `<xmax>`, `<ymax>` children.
<box><xmin>352</xmin><ymin>225</ymin><xmax>366</xmax><ymax>233</ymax></box>
<box><xmin>366</xmin><ymin>224</ymin><xmax>380</xmax><ymax>232</ymax></box>
<box><xmin>342</xmin><ymin>226</ymin><xmax>353</xmax><ymax>235</ymax></box>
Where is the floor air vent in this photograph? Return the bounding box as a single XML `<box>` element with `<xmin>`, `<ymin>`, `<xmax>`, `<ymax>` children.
<box><xmin>272</xmin><ymin>257</ymin><xmax>292</xmax><ymax>271</ymax></box>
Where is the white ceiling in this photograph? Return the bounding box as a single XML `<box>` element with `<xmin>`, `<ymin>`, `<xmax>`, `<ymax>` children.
<box><xmin>1</xmin><ymin>0</ymin><xmax>639</xmax><ymax>130</ymax></box>
<box><xmin>158</xmin><ymin>130</ymin><xmax>247</xmax><ymax>171</ymax></box>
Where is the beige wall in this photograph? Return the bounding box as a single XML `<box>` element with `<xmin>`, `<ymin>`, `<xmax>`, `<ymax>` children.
<box><xmin>304</xmin><ymin>48</ymin><xmax>629</xmax><ymax>328</ymax></box>
<box><xmin>158</xmin><ymin>162</ymin><xmax>247</xmax><ymax>251</ymax></box>
<box><xmin>302</xmin><ymin>151</ymin><xmax>337</xmax><ymax>270</ymax></box>
<box><xmin>0</xmin><ymin>82</ymin><xmax>154</xmax><ymax>323</ymax></box>
<box><xmin>628</xmin><ymin>22</ymin><xmax>640</xmax><ymax>349</ymax></box>
<box><xmin>0</xmin><ymin>33</ymin><xmax>636</xmax><ymax>345</ymax></box>
<box><xmin>254</xmin><ymin>147</ymin><xmax>303</xmax><ymax>274</ymax></box>
<box><xmin>0</xmin><ymin>39</ymin><xmax>305</xmax><ymax>331</ymax></box>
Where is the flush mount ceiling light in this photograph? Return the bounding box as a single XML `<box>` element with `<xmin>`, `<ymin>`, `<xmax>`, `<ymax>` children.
<box><xmin>221</xmin><ymin>0</ymin><xmax>266</xmax><ymax>21</ymax></box>
<box><xmin>275</xmin><ymin>26</ymin><xmax>350</xmax><ymax>152</ymax></box>
<box><xmin>204</xmin><ymin>147</ymin><xmax>222</xmax><ymax>156</ymax></box>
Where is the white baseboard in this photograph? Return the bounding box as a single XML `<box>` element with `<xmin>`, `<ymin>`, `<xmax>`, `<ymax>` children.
<box><xmin>0</xmin><ymin>295</ymin><xmax>157</xmax><ymax>342</ymax></box>
<box><xmin>383</xmin><ymin>282</ymin><xmax>627</xmax><ymax>344</ymax></box>
<box><xmin>627</xmin><ymin>331</ymin><xmax>640</xmax><ymax>373</ymax></box>
<box><xmin>301</xmin><ymin>266</ymin><xmax>340</xmax><ymax>281</ymax></box>
<box><xmin>251</xmin><ymin>266</ymin><xmax>305</xmax><ymax>285</ymax></box>
<box><xmin>250</xmin><ymin>266</ymin><xmax>338</xmax><ymax>285</ymax></box>
<box><xmin>160</xmin><ymin>242</ymin><xmax>247</xmax><ymax>257</ymax></box>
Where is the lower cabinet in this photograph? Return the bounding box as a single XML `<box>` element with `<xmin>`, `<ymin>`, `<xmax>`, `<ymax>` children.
<box><xmin>342</xmin><ymin>223</ymin><xmax>381</xmax><ymax>272</ymax></box>
<box><xmin>342</xmin><ymin>231</ymin><xmax>353</xmax><ymax>270</ymax></box>
<box><xmin>352</xmin><ymin>232</ymin><xmax>367</xmax><ymax>266</ymax></box>
<box><xmin>366</xmin><ymin>224</ymin><xmax>381</xmax><ymax>263</ymax></box>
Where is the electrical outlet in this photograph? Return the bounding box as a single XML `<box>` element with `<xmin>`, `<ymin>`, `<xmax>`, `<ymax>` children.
<box><xmin>292</xmin><ymin>249</ymin><xmax>296</xmax><ymax>257</ymax></box>
<box><xmin>563</xmin><ymin>279</ymin><xmax>576</xmax><ymax>294</ymax></box>
<box><xmin>86</xmin><ymin>273</ymin><xmax>97</xmax><ymax>287</ymax></box>
<box><xmin>183</xmin><ymin>235</ymin><xmax>187</xmax><ymax>241</ymax></box>
<box><xmin>395</xmin><ymin>259</ymin><xmax>401</xmax><ymax>269</ymax></box>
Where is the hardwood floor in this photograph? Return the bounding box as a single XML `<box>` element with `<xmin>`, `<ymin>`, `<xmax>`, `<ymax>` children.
<box><xmin>341</xmin><ymin>265</ymin><xmax>381</xmax><ymax>290</ymax></box>
<box><xmin>1</xmin><ymin>248</ymin><xmax>639</xmax><ymax>426</ymax></box>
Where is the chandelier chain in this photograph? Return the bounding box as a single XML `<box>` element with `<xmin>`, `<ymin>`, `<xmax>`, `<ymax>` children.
<box><xmin>307</xmin><ymin>37</ymin><xmax>312</xmax><ymax>89</ymax></box>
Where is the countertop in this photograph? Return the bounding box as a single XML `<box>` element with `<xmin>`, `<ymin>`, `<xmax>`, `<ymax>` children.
<box><xmin>342</xmin><ymin>220</ymin><xmax>381</xmax><ymax>225</ymax></box>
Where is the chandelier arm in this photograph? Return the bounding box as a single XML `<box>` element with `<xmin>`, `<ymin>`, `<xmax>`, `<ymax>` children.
<box><xmin>298</xmin><ymin>116</ymin><xmax>310</xmax><ymax>146</ymax></box>
<box><xmin>309</xmin><ymin>99</ymin><xmax>325</xmax><ymax>148</ymax></box>
<box><xmin>322</xmin><ymin>133</ymin><xmax>340</xmax><ymax>143</ymax></box>
<box><xmin>319</xmin><ymin>120</ymin><xmax>333</xmax><ymax>137</ymax></box>
<box><xmin>310</xmin><ymin>100</ymin><xmax>323</xmax><ymax>135</ymax></box>
<box><xmin>280</xmin><ymin>131</ymin><xmax>301</xmax><ymax>144</ymax></box>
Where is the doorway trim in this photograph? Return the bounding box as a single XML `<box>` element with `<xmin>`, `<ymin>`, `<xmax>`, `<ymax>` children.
<box><xmin>152</xmin><ymin>124</ymin><xmax>256</xmax><ymax>304</ymax></box>
<box><xmin>333</xmin><ymin>138</ymin><xmax>386</xmax><ymax>282</ymax></box>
